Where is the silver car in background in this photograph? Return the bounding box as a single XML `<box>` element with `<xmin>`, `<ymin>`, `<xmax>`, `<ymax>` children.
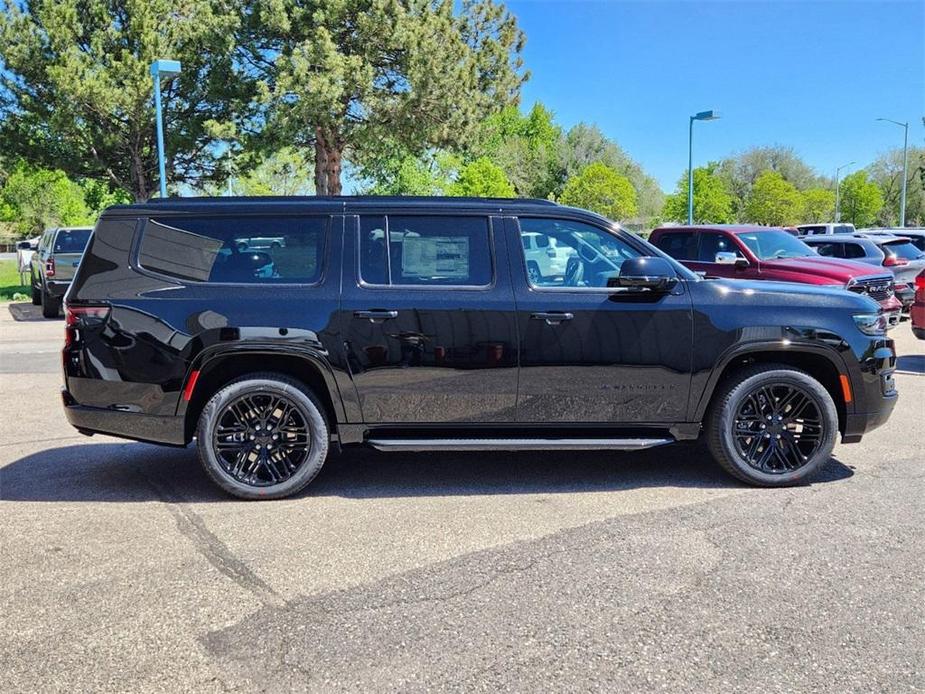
<box><xmin>803</xmin><ymin>233</ymin><xmax>925</xmax><ymax>312</ymax></box>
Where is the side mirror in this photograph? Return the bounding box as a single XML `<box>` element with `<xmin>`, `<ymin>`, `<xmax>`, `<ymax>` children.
<box><xmin>608</xmin><ymin>256</ymin><xmax>678</xmax><ymax>292</ymax></box>
<box><xmin>715</xmin><ymin>251</ymin><xmax>749</xmax><ymax>268</ymax></box>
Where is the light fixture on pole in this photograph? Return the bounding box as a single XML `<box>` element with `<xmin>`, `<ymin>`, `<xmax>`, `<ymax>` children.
<box><xmin>687</xmin><ymin>110</ymin><xmax>720</xmax><ymax>225</ymax></box>
<box><xmin>150</xmin><ymin>59</ymin><xmax>182</xmax><ymax>199</ymax></box>
<box><xmin>834</xmin><ymin>161</ymin><xmax>855</xmax><ymax>223</ymax></box>
<box><xmin>876</xmin><ymin>118</ymin><xmax>909</xmax><ymax>227</ymax></box>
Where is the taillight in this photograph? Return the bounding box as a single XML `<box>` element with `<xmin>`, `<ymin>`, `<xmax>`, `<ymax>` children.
<box><xmin>64</xmin><ymin>305</ymin><xmax>110</xmax><ymax>347</ymax></box>
<box><xmin>546</xmin><ymin>248</ymin><xmax>557</xmax><ymax>258</ymax></box>
<box><xmin>883</xmin><ymin>255</ymin><xmax>908</xmax><ymax>267</ymax></box>
<box><xmin>916</xmin><ymin>274</ymin><xmax>925</xmax><ymax>290</ymax></box>
<box><xmin>45</xmin><ymin>257</ymin><xmax>56</xmax><ymax>277</ymax></box>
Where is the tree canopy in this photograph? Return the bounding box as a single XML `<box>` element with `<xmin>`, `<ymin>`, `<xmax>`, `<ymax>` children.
<box><xmin>663</xmin><ymin>167</ymin><xmax>734</xmax><ymax>224</ymax></box>
<box><xmin>449</xmin><ymin>157</ymin><xmax>515</xmax><ymax>197</ymax></box>
<box><xmin>0</xmin><ymin>0</ymin><xmax>250</xmax><ymax>201</ymax></box>
<box><xmin>249</xmin><ymin>0</ymin><xmax>528</xmax><ymax>195</ymax></box>
<box><xmin>800</xmin><ymin>188</ymin><xmax>836</xmax><ymax>223</ymax></box>
<box><xmin>0</xmin><ymin>163</ymin><xmax>92</xmax><ymax>236</ymax></box>
<box><xmin>838</xmin><ymin>171</ymin><xmax>884</xmax><ymax>227</ymax></box>
<box><xmin>743</xmin><ymin>171</ymin><xmax>803</xmax><ymax>226</ymax></box>
<box><xmin>558</xmin><ymin>162</ymin><xmax>637</xmax><ymax>220</ymax></box>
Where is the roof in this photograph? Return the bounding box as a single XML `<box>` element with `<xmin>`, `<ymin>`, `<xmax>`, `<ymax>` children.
<box><xmin>652</xmin><ymin>224</ymin><xmax>785</xmax><ymax>234</ymax></box>
<box><xmin>102</xmin><ymin>195</ymin><xmax>560</xmax><ymax>216</ymax></box>
<box><xmin>803</xmin><ymin>233</ymin><xmax>911</xmax><ymax>244</ymax></box>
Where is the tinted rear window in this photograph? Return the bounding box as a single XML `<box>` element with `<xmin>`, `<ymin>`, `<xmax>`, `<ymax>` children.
<box><xmin>883</xmin><ymin>240</ymin><xmax>925</xmax><ymax>261</ymax></box>
<box><xmin>54</xmin><ymin>229</ymin><xmax>92</xmax><ymax>253</ymax></box>
<box><xmin>359</xmin><ymin>215</ymin><xmax>492</xmax><ymax>286</ymax></box>
<box><xmin>653</xmin><ymin>231</ymin><xmax>698</xmax><ymax>260</ymax></box>
<box><xmin>138</xmin><ymin>216</ymin><xmax>326</xmax><ymax>283</ymax></box>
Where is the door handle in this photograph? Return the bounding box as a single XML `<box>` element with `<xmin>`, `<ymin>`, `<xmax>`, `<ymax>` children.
<box><xmin>354</xmin><ymin>309</ymin><xmax>399</xmax><ymax>323</ymax></box>
<box><xmin>530</xmin><ymin>311</ymin><xmax>574</xmax><ymax>325</ymax></box>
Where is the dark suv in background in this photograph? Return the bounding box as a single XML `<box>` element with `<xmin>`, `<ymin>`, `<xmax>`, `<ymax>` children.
<box><xmin>63</xmin><ymin>198</ymin><xmax>897</xmax><ymax>499</ymax></box>
<box><xmin>31</xmin><ymin>226</ymin><xmax>93</xmax><ymax>318</ymax></box>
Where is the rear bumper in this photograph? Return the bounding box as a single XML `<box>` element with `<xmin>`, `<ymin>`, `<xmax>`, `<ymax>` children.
<box><xmin>45</xmin><ymin>280</ymin><xmax>72</xmax><ymax>298</ymax></box>
<box><xmin>63</xmin><ymin>391</ymin><xmax>186</xmax><ymax>446</ymax></box>
<box><xmin>894</xmin><ymin>284</ymin><xmax>915</xmax><ymax>309</ymax></box>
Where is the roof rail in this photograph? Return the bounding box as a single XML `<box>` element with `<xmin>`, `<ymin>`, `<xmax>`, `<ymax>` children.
<box><xmin>145</xmin><ymin>195</ymin><xmax>558</xmax><ymax>206</ymax></box>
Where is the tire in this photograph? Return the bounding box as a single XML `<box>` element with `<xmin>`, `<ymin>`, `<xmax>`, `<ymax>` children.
<box><xmin>196</xmin><ymin>373</ymin><xmax>329</xmax><ymax>500</ymax></box>
<box><xmin>40</xmin><ymin>286</ymin><xmax>60</xmax><ymax>318</ymax></box>
<box><xmin>527</xmin><ymin>262</ymin><xmax>542</xmax><ymax>285</ymax></box>
<box><xmin>705</xmin><ymin>364</ymin><xmax>838</xmax><ymax>487</ymax></box>
<box><xmin>31</xmin><ymin>275</ymin><xmax>41</xmax><ymax>305</ymax></box>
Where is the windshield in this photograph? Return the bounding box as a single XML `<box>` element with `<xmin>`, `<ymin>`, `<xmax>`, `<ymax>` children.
<box><xmin>882</xmin><ymin>240</ymin><xmax>925</xmax><ymax>261</ymax></box>
<box><xmin>736</xmin><ymin>230</ymin><xmax>816</xmax><ymax>260</ymax></box>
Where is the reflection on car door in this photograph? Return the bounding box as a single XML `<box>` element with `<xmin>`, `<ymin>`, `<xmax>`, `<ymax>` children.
<box><xmin>339</xmin><ymin>213</ymin><xmax>519</xmax><ymax>424</ymax></box>
<box><xmin>507</xmin><ymin>216</ymin><xmax>694</xmax><ymax>423</ymax></box>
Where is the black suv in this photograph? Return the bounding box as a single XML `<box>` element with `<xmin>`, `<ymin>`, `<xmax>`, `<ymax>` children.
<box><xmin>63</xmin><ymin>197</ymin><xmax>898</xmax><ymax>499</ymax></box>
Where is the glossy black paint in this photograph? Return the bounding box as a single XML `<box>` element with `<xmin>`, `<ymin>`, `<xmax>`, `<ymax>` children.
<box><xmin>63</xmin><ymin>197</ymin><xmax>897</xmax><ymax>448</ymax></box>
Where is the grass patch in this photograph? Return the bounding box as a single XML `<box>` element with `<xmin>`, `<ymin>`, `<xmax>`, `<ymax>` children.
<box><xmin>0</xmin><ymin>259</ymin><xmax>30</xmax><ymax>302</ymax></box>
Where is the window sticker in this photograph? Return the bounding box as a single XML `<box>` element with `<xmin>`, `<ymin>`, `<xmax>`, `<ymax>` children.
<box><xmin>400</xmin><ymin>236</ymin><xmax>470</xmax><ymax>280</ymax></box>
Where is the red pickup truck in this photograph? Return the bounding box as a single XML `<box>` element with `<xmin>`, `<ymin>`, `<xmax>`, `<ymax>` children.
<box><xmin>650</xmin><ymin>225</ymin><xmax>903</xmax><ymax>327</ymax></box>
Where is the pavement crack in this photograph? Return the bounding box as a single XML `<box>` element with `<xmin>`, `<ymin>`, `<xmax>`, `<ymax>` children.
<box><xmin>141</xmin><ymin>470</ymin><xmax>281</xmax><ymax>607</ymax></box>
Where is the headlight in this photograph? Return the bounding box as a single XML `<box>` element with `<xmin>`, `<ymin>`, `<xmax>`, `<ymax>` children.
<box><xmin>853</xmin><ymin>313</ymin><xmax>888</xmax><ymax>336</ymax></box>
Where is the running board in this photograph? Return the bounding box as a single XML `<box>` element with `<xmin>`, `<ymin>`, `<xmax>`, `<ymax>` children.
<box><xmin>366</xmin><ymin>437</ymin><xmax>674</xmax><ymax>452</ymax></box>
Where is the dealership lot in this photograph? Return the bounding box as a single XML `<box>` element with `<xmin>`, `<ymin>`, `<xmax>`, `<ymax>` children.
<box><xmin>1</xmin><ymin>303</ymin><xmax>923</xmax><ymax>692</ymax></box>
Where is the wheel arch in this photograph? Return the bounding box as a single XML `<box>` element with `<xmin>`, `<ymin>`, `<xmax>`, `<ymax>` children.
<box><xmin>695</xmin><ymin>344</ymin><xmax>850</xmax><ymax>435</ymax></box>
<box><xmin>178</xmin><ymin>348</ymin><xmax>346</xmax><ymax>444</ymax></box>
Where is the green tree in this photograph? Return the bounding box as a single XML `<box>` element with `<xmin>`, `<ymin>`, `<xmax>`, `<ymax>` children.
<box><xmin>228</xmin><ymin>149</ymin><xmax>315</xmax><ymax>196</ymax></box>
<box><xmin>556</xmin><ymin>123</ymin><xmax>663</xmax><ymax>222</ymax></box>
<box><xmin>715</xmin><ymin>145</ymin><xmax>823</xmax><ymax>218</ymax></box>
<box><xmin>0</xmin><ymin>0</ymin><xmax>250</xmax><ymax>201</ymax></box>
<box><xmin>0</xmin><ymin>163</ymin><xmax>92</xmax><ymax>236</ymax></box>
<box><xmin>743</xmin><ymin>171</ymin><xmax>803</xmax><ymax>225</ymax></box>
<box><xmin>868</xmin><ymin>147</ymin><xmax>925</xmax><ymax>226</ymax></box>
<box><xmin>251</xmin><ymin>0</ymin><xmax>527</xmax><ymax>195</ymax></box>
<box><xmin>357</xmin><ymin>150</ymin><xmax>461</xmax><ymax>195</ymax></box>
<box><xmin>838</xmin><ymin>171</ymin><xmax>884</xmax><ymax>227</ymax></box>
<box><xmin>800</xmin><ymin>188</ymin><xmax>836</xmax><ymax>223</ymax></box>
<box><xmin>448</xmin><ymin>157</ymin><xmax>514</xmax><ymax>197</ymax></box>
<box><xmin>663</xmin><ymin>166</ymin><xmax>734</xmax><ymax>224</ymax></box>
<box><xmin>558</xmin><ymin>162</ymin><xmax>637</xmax><ymax>220</ymax></box>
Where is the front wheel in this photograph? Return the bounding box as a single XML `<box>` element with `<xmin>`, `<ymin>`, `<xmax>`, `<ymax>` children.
<box><xmin>196</xmin><ymin>374</ymin><xmax>329</xmax><ymax>500</ymax></box>
<box><xmin>706</xmin><ymin>364</ymin><xmax>838</xmax><ymax>486</ymax></box>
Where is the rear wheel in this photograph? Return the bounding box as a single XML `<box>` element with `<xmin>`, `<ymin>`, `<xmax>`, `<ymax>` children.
<box><xmin>31</xmin><ymin>274</ymin><xmax>41</xmax><ymax>305</ymax></box>
<box><xmin>527</xmin><ymin>261</ymin><xmax>542</xmax><ymax>285</ymax></box>
<box><xmin>706</xmin><ymin>364</ymin><xmax>838</xmax><ymax>486</ymax></box>
<box><xmin>196</xmin><ymin>374</ymin><xmax>329</xmax><ymax>500</ymax></box>
<box><xmin>40</xmin><ymin>285</ymin><xmax>60</xmax><ymax>318</ymax></box>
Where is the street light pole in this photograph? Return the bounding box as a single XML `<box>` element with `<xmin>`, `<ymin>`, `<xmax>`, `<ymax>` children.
<box><xmin>687</xmin><ymin>110</ymin><xmax>720</xmax><ymax>225</ymax></box>
<box><xmin>834</xmin><ymin>161</ymin><xmax>854</xmax><ymax>223</ymax></box>
<box><xmin>150</xmin><ymin>59</ymin><xmax>182</xmax><ymax>199</ymax></box>
<box><xmin>876</xmin><ymin>118</ymin><xmax>909</xmax><ymax>227</ymax></box>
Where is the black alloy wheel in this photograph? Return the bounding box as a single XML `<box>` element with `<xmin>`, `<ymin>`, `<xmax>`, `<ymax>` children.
<box><xmin>731</xmin><ymin>383</ymin><xmax>823</xmax><ymax>473</ymax></box>
<box><xmin>706</xmin><ymin>364</ymin><xmax>838</xmax><ymax>487</ymax></box>
<box><xmin>212</xmin><ymin>392</ymin><xmax>311</xmax><ymax>487</ymax></box>
<box><xmin>197</xmin><ymin>374</ymin><xmax>329</xmax><ymax>500</ymax></box>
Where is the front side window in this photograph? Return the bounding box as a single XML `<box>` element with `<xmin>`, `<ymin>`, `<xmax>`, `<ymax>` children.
<box><xmin>737</xmin><ymin>230</ymin><xmax>816</xmax><ymax>260</ymax></box>
<box><xmin>517</xmin><ymin>217</ymin><xmax>641</xmax><ymax>289</ymax></box>
<box><xmin>359</xmin><ymin>215</ymin><xmax>492</xmax><ymax>287</ymax></box>
<box><xmin>698</xmin><ymin>232</ymin><xmax>742</xmax><ymax>262</ymax></box>
<box><xmin>138</xmin><ymin>216</ymin><xmax>326</xmax><ymax>284</ymax></box>
<box><xmin>812</xmin><ymin>242</ymin><xmax>840</xmax><ymax>257</ymax></box>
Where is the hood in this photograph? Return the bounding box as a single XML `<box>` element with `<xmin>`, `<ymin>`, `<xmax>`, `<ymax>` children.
<box><xmin>703</xmin><ymin>277</ymin><xmax>880</xmax><ymax>312</ymax></box>
<box><xmin>760</xmin><ymin>256</ymin><xmax>888</xmax><ymax>283</ymax></box>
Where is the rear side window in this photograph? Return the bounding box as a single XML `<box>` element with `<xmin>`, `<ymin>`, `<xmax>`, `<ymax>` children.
<box><xmin>53</xmin><ymin>228</ymin><xmax>92</xmax><ymax>253</ymax></box>
<box><xmin>812</xmin><ymin>242</ymin><xmax>840</xmax><ymax>257</ymax></box>
<box><xmin>138</xmin><ymin>216</ymin><xmax>326</xmax><ymax>284</ymax></box>
<box><xmin>843</xmin><ymin>243</ymin><xmax>866</xmax><ymax>259</ymax></box>
<box><xmin>653</xmin><ymin>231</ymin><xmax>698</xmax><ymax>260</ymax></box>
<box><xmin>359</xmin><ymin>215</ymin><xmax>492</xmax><ymax>287</ymax></box>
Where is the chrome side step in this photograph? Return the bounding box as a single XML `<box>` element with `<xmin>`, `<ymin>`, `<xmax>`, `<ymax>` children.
<box><xmin>366</xmin><ymin>437</ymin><xmax>674</xmax><ymax>452</ymax></box>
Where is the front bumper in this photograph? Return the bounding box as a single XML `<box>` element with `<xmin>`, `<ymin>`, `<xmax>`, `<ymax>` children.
<box><xmin>841</xmin><ymin>340</ymin><xmax>898</xmax><ymax>443</ymax></box>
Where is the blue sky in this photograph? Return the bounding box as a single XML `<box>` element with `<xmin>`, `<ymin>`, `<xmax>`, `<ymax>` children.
<box><xmin>508</xmin><ymin>0</ymin><xmax>925</xmax><ymax>190</ymax></box>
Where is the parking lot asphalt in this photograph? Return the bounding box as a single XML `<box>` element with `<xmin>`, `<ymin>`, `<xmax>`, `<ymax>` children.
<box><xmin>1</xmin><ymin>301</ymin><xmax>923</xmax><ymax>692</ymax></box>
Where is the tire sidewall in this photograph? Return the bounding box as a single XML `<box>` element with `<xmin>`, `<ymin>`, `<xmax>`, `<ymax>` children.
<box><xmin>197</xmin><ymin>377</ymin><xmax>328</xmax><ymax>500</ymax></box>
<box><xmin>716</xmin><ymin>369</ymin><xmax>838</xmax><ymax>486</ymax></box>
